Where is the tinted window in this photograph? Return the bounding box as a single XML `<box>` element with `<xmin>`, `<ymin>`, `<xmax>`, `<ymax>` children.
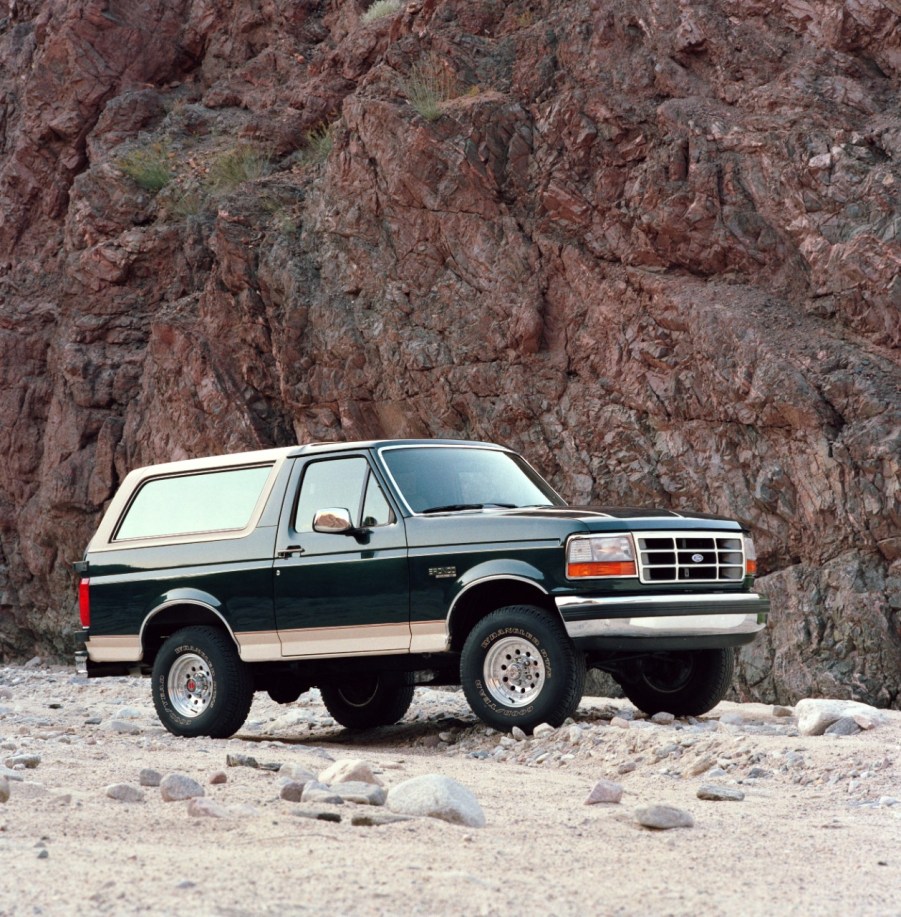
<box><xmin>380</xmin><ymin>447</ymin><xmax>561</xmax><ymax>513</ymax></box>
<box><xmin>116</xmin><ymin>465</ymin><xmax>272</xmax><ymax>540</ymax></box>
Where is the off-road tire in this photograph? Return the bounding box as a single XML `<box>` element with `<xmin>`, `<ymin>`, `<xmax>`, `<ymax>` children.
<box><xmin>152</xmin><ymin>625</ymin><xmax>254</xmax><ymax>738</ymax></box>
<box><xmin>320</xmin><ymin>676</ymin><xmax>415</xmax><ymax>729</ymax></box>
<box><xmin>460</xmin><ymin>605</ymin><xmax>586</xmax><ymax>732</ymax></box>
<box><xmin>618</xmin><ymin>648</ymin><xmax>735</xmax><ymax>717</ymax></box>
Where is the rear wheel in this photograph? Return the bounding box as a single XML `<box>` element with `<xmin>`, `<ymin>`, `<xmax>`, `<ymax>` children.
<box><xmin>152</xmin><ymin>626</ymin><xmax>254</xmax><ymax>738</ymax></box>
<box><xmin>460</xmin><ymin>605</ymin><xmax>586</xmax><ymax>732</ymax></box>
<box><xmin>320</xmin><ymin>676</ymin><xmax>415</xmax><ymax>729</ymax></box>
<box><xmin>618</xmin><ymin>648</ymin><xmax>735</xmax><ymax>717</ymax></box>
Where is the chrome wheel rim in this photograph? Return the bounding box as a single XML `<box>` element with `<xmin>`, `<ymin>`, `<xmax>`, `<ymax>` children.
<box><xmin>167</xmin><ymin>653</ymin><xmax>213</xmax><ymax>718</ymax></box>
<box><xmin>483</xmin><ymin>637</ymin><xmax>546</xmax><ymax>707</ymax></box>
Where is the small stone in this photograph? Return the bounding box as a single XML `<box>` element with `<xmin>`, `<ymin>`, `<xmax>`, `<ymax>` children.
<box><xmin>707</xmin><ymin>767</ymin><xmax>727</xmax><ymax>778</ymax></box>
<box><xmin>160</xmin><ymin>773</ymin><xmax>205</xmax><ymax>802</ymax></box>
<box><xmin>278</xmin><ymin>763</ymin><xmax>316</xmax><ymax>782</ymax></box>
<box><xmin>187</xmin><ymin>797</ymin><xmax>229</xmax><ymax>818</ymax></box>
<box><xmin>319</xmin><ymin>759</ymin><xmax>383</xmax><ymax>787</ymax></box>
<box><xmin>610</xmin><ymin>717</ymin><xmax>631</xmax><ymax>729</ymax></box>
<box><xmin>617</xmin><ymin>762</ymin><xmax>637</xmax><ymax>775</ymax></box>
<box><xmin>280</xmin><ymin>781</ymin><xmax>306</xmax><ymax>802</ymax></box>
<box><xmin>350</xmin><ymin>812</ymin><xmax>414</xmax><ymax>827</ymax></box>
<box><xmin>825</xmin><ymin>717</ymin><xmax>862</xmax><ymax>737</ymax></box>
<box><xmin>0</xmin><ymin>776</ymin><xmax>9</xmax><ymax>803</ymax></box>
<box><xmin>511</xmin><ymin>726</ymin><xmax>527</xmax><ymax>741</ymax></box>
<box><xmin>84</xmin><ymin>717</ymin><xmax>102</xmax><ymax>726</ymax></box>
<box><xmin>292</xmin><ymin>806</ymin><xmax>342</xmax><ymax>823</ymax></box>
<box><xmin>226</xmin><ymin>753</ymin><xmax>259</xmax><ymax>768</ymax></box>
<box><xmin>37</xmin><ymin>849</ymin><xmax>49</xmax><ymax>859</ymax></box>
<box><xmin>139</xmin><ymin>768</ymin><xmax>162</xmax><ymax>787</ymax></box>
<box><xmin>438</xmin><ymin>731</ymin><xmax>455</xmax><ymax>743</ymax></box>
<box><xmin>114</xmin><ymin>706</ymin><xmax>143</xmax><ymax>719</ymax></box>
<box><xmin>746</xmin><ymin>767</ymin><xmax>771</xmax><ymax>779</ymax></box>
<box><xmin>772</xmin><ymin>705</ymin><xmax>793</xmax><ymax>717</ymax></box>
<box><xmin>795</xmin><ymin>699</ymin><xmax>885</xmax><ymax>736</ymax></box>
<box><xmin>635</xmin><ymin>804</ymin><xmax>694</xmax><ymax>830</ymax></box>
<box><xmin>567</xmin><ymin>725</ymin><xmax>583</xmax><ymax>744</ymax></box>
<box><xmin>585</xmin><ymin>779</ymin><xmax>623</xmax><ymax>805</ymax></box>
<box><xmin>532</xmin><ymin>723</ymin><xmax>555</xmax><ymax>739</ymax></box>
<box><xmin>333</xmin><ymin>781</ymin><xmax>387</xmax><ymax>806</ymax></box>
<box><xmin>109</xmin><ymin>720</ymin><xmax>141</xmax><ymax>735</ymax></box>
<box><xmin>106</xmin><ymin>783</ymin><xmax>145</xmax><ymax>803</ymax></box>
<box><xmin>387</xmin><ymin>775</ymin><xmax>486</xmax><ymax>827</ymax></box>
<box><xmin>685</xmin><ymin>756</ymin><xmax>717</xmax><ymax>777</ymax></box>
<box><xmin>697</xmin><ymin>785</ymin><xmax>745</xmax><ymax>801</ymax></box>
<box><xmin>5</xmin><ymin>754</ymin><xmax>40</xmax><ymax>769</ymax></box>
<box><xmin>878</xmin><ymin>797</ymin><xmax>899</xmax><ymax>807</ymax></box>
<box><xmin>301</xmin><ymin>781</ymin><xmax>344</xmax><ymax>805</ymax></box>
<box><xmin>651</xmin><ymin>712</ymin><xmax>675</xmax><ymax>725</ymax></box>
<box><xmin>209</xmin><ymin>771</ymin><xmax>227</xmax><ymax>785</ymax></box>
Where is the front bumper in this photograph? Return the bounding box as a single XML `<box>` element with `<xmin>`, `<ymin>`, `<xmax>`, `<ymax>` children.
<box><xmin>556</xmin><ymin>592</ymin><xmax>768</xmax><ymax>651</ymax></box>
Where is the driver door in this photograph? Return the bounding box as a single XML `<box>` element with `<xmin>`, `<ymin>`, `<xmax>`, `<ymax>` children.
<box><xmin>274</xmin><ymin>453</ymin><xmax>411</xmax><ymax>657</ymax></box>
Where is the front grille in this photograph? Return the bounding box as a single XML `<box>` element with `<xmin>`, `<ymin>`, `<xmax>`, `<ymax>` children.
<box><xmin>635</xmin><ymin>532</ymin><xmax>745</xmax><ymax>584</ymax></box>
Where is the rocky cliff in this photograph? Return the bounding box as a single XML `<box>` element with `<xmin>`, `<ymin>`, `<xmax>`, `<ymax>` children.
<box><xmin>0</xmin><ymin>0</ymin><xmax>898</xmax><ymax>705</ymax></box>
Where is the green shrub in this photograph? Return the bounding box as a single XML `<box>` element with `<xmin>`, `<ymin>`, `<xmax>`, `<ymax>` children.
<box><xmin>362</xmin><ymin>0</ymin><xmax>401</xmax><ymax>23</ymax></box>
<box><xmin>117</xmin><ymin>143</ymin><xmax>173</xmax><ymax>193</ymax></box>
<box><xmin>404</xmin><ymin>55</ymin><xmax>459</xmax><ymax>122</ymax></box>
<box><xmin>305</xmin><ymin>123</ymin><xmax>335</xmax><ymax>164</ymax></box>
<box><xmin>206</xmin><ymin>144</ymin><xmax>271</xmax><ymax>192</ymax></box>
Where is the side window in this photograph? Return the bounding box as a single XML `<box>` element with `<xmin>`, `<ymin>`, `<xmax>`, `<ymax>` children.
<box><xmin>361</xmin><ymin>474</ymin><xmax>393</xmax><ymax>527</ymax></box>
<box><xmin>294</xmin><ymin>458</ymin><xmax>368</xmax><ymax>533</ymax></box>
<box><xmin>115</xmin><ymin>465</ymin><xmax>272</xmax><ymax>541</ymax></box>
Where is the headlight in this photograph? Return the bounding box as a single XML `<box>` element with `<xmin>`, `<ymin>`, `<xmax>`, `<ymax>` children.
<box><xmin>743</xmin><ymin>534</ymin><xmax>757</xmax><ymax>576</ymax></box>
<box><xmin>566</xmin><ymin>535</ymin><xmax>637</xmax><ymax>579</ymax></box>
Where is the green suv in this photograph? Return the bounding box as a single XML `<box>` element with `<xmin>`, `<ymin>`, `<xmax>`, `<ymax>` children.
<box><xmin>74</xmin><ymin>439</ymin><xmax>769</xmax><ymax>736</ymax></box>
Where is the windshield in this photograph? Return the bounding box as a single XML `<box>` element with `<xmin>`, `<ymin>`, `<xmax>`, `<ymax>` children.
<box><xmin>379</xmin><ymin>446</ymin><xmax>563</xmax><ymax>514</ymax></box>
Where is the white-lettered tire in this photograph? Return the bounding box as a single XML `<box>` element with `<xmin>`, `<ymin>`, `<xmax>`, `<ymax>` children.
<box><xmin>151</xmin><ymin>625</ymin><xmax>254</xmax><ymax>738</ymax></box>
<box><xmin>460</xmin><ymin>605</ymin><xmax>586</xmax><ymax>732</ymax></box>
<box><xmin>320</xmin><ymin>676</ymin><xmax>415</xmax><ymax>729</ymax></box>
<box><xmin>618</xmin><ymin>648</ymin><xmax>735</xmax><ymax>717</ymax></box>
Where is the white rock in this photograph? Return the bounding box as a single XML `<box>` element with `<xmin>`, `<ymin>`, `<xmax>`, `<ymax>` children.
<box><xmin>610</xmin><ymin>717</ymin><xmax>631</xmax><ymax>729</ymax></box>
<box><xmin>795</xmin><ymin>699</ymin><xmax>886</xmax><ymax>736</ymax></box>
<box><xmin>318</xmin><ymin>758</ymin><xmax>383</xmax><ymax>787</ymax></box>
<box><xmin>387</xmin><ymin>775</ymin><xmax>485</xmax><ymax>827</ymax></box>
<box><xmin>511</xmin><ymin>726</ymin><xmax>528</xmax><ymax>742</ymax></box>
<box><xmin>532</xmin><ymin>723</ymin><xmax>555</xmax><ymax>739</ymax></box>
<box><xmin>651</xmin><ymin>712</ymin><xmax>676</xmax><ymax>725</ymax></box>
<box><xmin>187</xmin><ymin>797</ymin><xmax>229</xmax><ymax>818</ymax></box>
<box><xmin>301</xmin><ymin>780</ymin><xmax>344</xmax><ymax>805</ymax></box>
<box><xmin>697</xmin><ymin>785</ymin><xmax>745</xmax><ymax>801</ymax></box>
<box><xmin>278</xmin><ymin>763</ymin><xmax>316</xmax><ymax>782</ymax></box>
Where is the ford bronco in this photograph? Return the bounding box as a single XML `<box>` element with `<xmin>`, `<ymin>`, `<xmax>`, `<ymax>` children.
<box><xmin>74</xmin><ymin>439</ymin><xmax>769</xmax><ymax>736</ymax></box>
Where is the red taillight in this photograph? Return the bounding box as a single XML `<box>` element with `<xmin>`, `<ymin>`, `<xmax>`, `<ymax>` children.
<box><xmin>78</xmin><ymin>578</ymin><xmax>90</xmax><ymax>627</ymax></box>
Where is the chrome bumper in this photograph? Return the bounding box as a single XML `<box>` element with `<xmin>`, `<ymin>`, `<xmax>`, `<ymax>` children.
<box><xmin>556</xmin><ymin>592</ymin><xmax>768</xmax><ymax>641</ymax></box>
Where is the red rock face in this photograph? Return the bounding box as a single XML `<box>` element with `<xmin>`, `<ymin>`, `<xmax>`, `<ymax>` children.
<box><xmin>0</xmin><ymin>0</ymin><xmax>898</xmax><ymax>704</ymax></box>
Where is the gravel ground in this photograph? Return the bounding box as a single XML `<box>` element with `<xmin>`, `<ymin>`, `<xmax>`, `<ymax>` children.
<box><xmin>1</xmin><ymin>663</ymin><xmax>900</xmax><ymax>916</ymax></box>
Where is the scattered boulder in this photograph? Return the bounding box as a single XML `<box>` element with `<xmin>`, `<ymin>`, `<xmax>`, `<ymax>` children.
<box><xmin>584</xmin><ymin>779</ymin><xmax>624</xmax><ymax>805</ymax></box>
<box><xmin>139</xmin><ymin>768</ymin><xmax>162</xmax><ymax>787</ymax></box>
<box><xmin>160</xmin><ymin>773</ymin><xmax>205</xmax><ymax>802</ymax></box>
<box><xmin>209</xmin><ymin>771</ymin><xmax>228</xmax><ymax>785</ymax></box>
<box><xmin>5</xmin><ymin>754</ymin><xmax>40</xmax><ymax>769</ymax></box>
<box><xmin>187</xmin><ymin>798</ymin><xmax>229</xmax><ymax>818</ymax></box>
<box><xmin>651</xmin><ymin>712</ymin><xmax>676</xmax><ymax>725</ymax></box>
<box><xmin>319</xmin><ymin>758</ymin><xmax>383</xmax><ymax>787</ymax></box>
<box><xmin>106</xmin><ymin>783</ymin><xmax>145</xmax><ymax>803</ymax></box>
<box><xmin>532</xmin><ymin>723</ymin><xmax>555</xmax><ymax>739</ymax></box>
<box><xmin>825</xmin><ymin>717</ymin><xmax>863</xmax><ymax>737</ymax></box>
<box><xmin>795</xmin><ymin>699</ymin><xmax>886</xmax><ymax>736</ymax></box>
<box><xmin>301</xmin><ymin>781</ymin><xmax>344</xmax><ymax>805</ymax></box>
<box><xmin>697</xmin><ymin>785</ymin><xmax>745</xmax><ymax>801</ymax></box>
<box><xmin>387</xmin><ymin>775</ymin><xmax>485</xmax><ymax>828</ymax></box>
<box><xmin>279</xmin><ymin>763</ymin><xmax>316</xmax><ymax>783</ymax></box>
<box><xmin>635</xmin><ymin>805</ymin><xmax>694</xmax><ymax>830</ymax></box>
<box><xmin>108</xmin><ymin>720</ymin><xmax>141</xmax><ymax>735</ymax></box>
<box><xmin>331</xmin><ymin>781</ymin><xmax>386</xmax><ymax>806</ymax></box>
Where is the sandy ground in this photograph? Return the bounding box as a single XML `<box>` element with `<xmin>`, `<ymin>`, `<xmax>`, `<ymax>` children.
<box><xmin>1</xmin><ymin>663</ymin><xmax>900</xmax><ymax>917</ymax></box>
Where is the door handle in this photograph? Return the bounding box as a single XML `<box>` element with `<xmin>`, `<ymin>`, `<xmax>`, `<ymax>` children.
<box><xmin>277</xmin><ymin>545</ymin><xmax>305</xmax><ymax>558</ymax></box>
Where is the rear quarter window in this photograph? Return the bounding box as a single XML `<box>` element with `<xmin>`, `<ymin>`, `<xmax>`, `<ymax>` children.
<box><xmin>114</xmin><ymin>465</ymin><xmax>273</xmax><ymax>541</ymax></box>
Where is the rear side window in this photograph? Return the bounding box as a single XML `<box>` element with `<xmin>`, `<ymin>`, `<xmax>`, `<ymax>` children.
<box><xmin>115</xmin><ymin>465</ymin><xmax>273</xmax><ymax>541</ymax></box>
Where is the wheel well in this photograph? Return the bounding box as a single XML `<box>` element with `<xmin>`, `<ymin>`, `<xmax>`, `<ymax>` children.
<box><xmin>448</xmin><ymin>580</ymin><xmax>559</xmax><ymax>652</ymax></box>
<box><xmin>141</xmin><ymin>605</ymin><xmax>236</xmax><ymax>666</ymax></box>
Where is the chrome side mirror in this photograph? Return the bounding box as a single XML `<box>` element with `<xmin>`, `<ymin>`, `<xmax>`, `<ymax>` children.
<box><xmin>312</xmin><ymin>507</ymin><xmax>354</xmax><ymax>534</ymax></box>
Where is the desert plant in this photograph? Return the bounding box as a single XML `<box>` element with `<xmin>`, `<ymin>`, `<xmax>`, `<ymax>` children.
<box><xmin>205</xmin><ymin>143</ymin><xmax>271</xmax><ymax>192</ymax></box>
<box><xmin>404</xmin><ymin>54</ymin><xmax>459</xmax><ymax>122</ymax></box>
<box><xmin>116</xmin><ymin>143</ymin><xmax>173</xmax><ymax>192</ymax></box>
<box><xmin>362</xmin><ymin>0</ymin><xmax>401</xmax><ymax>23</ymax></box>
<box><xmin>304</xmin><ymin>122</ymin><xmax>335</xmax><ymax>164</ymax></box>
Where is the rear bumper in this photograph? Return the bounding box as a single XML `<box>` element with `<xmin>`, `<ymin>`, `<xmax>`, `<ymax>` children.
<box><xmin>556</xmin><ymin>592</ymin><xmax>768</xmax><ymax>650</ymax></box>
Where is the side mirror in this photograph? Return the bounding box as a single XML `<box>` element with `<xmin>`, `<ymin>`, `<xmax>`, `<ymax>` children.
<box><xmin>312</xmin><ymin>508</ymin><xmax>354</xmax><ymax>534</ymax></box>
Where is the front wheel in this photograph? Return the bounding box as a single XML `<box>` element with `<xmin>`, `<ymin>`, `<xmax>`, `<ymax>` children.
<box><xmin>152</xmin><ymin>626</ymin><xmax>254</xmax><ymax>738</ymax></box>
<box><xmin>319</xmin><ymin>676</ymin><xmax>415</xmax><ymax>729</ymax></box>
<box><xmin>618</xmin><ymin>648</ymin><xmax>735</xmax><ymax>717</ymax></box>
<box><xmin>460</xmin><ymin>605</ymin><xmax>586</xmax><ymax>732</ymax></box>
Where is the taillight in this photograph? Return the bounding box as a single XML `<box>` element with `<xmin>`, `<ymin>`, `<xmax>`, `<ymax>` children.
<box><xmin>78</xmin><ymin>578</ymin><xmax>90</xmax><ymax>627</ymax></box>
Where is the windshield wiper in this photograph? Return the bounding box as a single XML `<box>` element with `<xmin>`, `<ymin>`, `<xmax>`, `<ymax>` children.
<box><xmin>421</xmin><ymin>503</ymin><xmax>516</xmax><ymax>514</ymax></box>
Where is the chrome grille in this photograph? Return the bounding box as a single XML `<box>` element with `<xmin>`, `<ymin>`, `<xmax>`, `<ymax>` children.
<box><xmin>635</xmin><ymin>532</ymin><xmax>745</xmax><ymax>584</ymax></box>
